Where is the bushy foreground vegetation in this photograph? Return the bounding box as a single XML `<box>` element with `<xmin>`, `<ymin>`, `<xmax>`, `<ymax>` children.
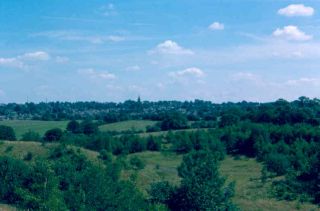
<box><xmin>1</xmin><ymin>97</ymin><xmax>320</xmax><ymax>210</ymax></box>
<box><xmin>0</xmin><ymin>145</ymin><xmax>146</xmax><ymax>210</ymax></box>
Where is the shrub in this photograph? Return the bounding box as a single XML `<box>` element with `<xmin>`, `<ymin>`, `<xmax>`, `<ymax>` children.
<box><xmin>160</xmin><ymin>112</ymin><xmax>189</xmax><ymax>131</ymax></box>
<box><xmin>129</xmin><ymin>156</ymin><xmax>145</xmax><ymax>170</ymax></box>
<box><xmin>171</xmin><ymin>150</ymin><xmax>236</xmax><ymax>210</ymax></box>
<box><xmin>44</xmin><ymin>128</ymin><xmax>63</xmax><ymax>142</ymax></box>
<box><xmin>81</xmin><ymin>120</ymin><xmax>98</xmax><ymax>135</ymax></box>
<box><xmin>21</xmin><ymin>130</ymin><xmax>41</xmax><ymax>142</ymax></box>
<box><xmin>171</xmin><ymin>132</ymin><xmax>192</xmax><ymax>154</ymax></box>
<box><xmin>146</xmin><ymin>124</ymin><xmax>161</xmax><ymax>132</ymax></box>
<box><xmin>98</xmin><ymin>149</ymin><xmax>112</xmax><ymax>163</ymax></box>
<box><xmin>146</xmin><ymin>136</ymin><xmax>161</xmax><ymax>151</ymax></box>
<box><xmin>219</xmin><ymin>114</ymin><xmax>240</xmax><ymax>128</ymax></box>
<box><xmin>265</xmin><ymin>152</ymin><xmax>291</xmax><ymax>175</ymax></box>
<box><xmin>0</xmin><ymin>125</ymin><xmax>16</xmax><ymax>141</ymax></box>
<box><xmin>149</xmin><ymin>181</ymin><xmax>175</xmax><ymax>204</ymax></box>
<box><xmin>23</xmin><ymin>152</ymin><xmax>33</xmax><ymax>161</ymax></box>
<box><xmin>5</xmin><ymin>145</ymin><xmax>13</xmax><ymax>153</ymax></box>
<box><xmin>66</xmin><ymin>120</ymin><xmax>81</xmax><ymax>134</ymax></box>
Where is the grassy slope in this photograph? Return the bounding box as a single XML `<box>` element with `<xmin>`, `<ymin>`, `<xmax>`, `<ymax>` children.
<box><xmin>0</xmin><ymin>139</ymin><xmax>318</xmax><ymax>210</ymax></box>
<box><xmin>0</xmin><ymin>120</ymin><xmax>69</xmax><ymax>139</ymax></box>
<box><xmin>0</xmin><ymin>204</ymin><xmax>18</xmax><ymax>211</ymax></box>
<box><xmin>99</xmin><ymin>120</ymin><xmax>158</xmax><ymax>132</ymax></box>
<box><xmin>221</xmin><ymin>157</ymin><xmax>319</xmax><ymax>211</ymax></box>
<box><xmin>138</xmin><ymin>128</ymin><xmax>212</xmax><ymax>137</ymax></box>
<box><xmin>0</xmin><ymin>141</ymin><xmax>100</xmax><ymax>164</ymax></box>
<box><xmin>123</xmin><ymin>152</ymin><xmax>182</xmax><ymax>195</ymax></box>
<box><xmin>125</xmin><ymin>152</ymin><xmax>319</xmax><ymax>211</ymax></box>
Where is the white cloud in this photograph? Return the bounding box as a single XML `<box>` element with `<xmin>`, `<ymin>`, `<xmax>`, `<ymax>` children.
<box><xmin>273</xmin><ymin>25</ymin><xmax>312</xmax><ymax>41</ymax></box>
<box><xmin>278</xmin><ymin>4</ymin><xmax>314</xmax><ymax>17</ymax></box>
<box><xmin>102</xmin><ymin>3</ymin><xmax>118</xmax><ymax>16</ymax></box>
<box><xmin>150</xmin><ymin>40</ymin><xmax>194</xmax><ymax>55</ymax></box>
<box><xmin>21</xmin><ymin>51</ymin><xmax>50</xmax><ymax>61</ymax></box>
<box><xmin>34</xmin><ymin>31</ymin><xmax>125</xmax><ymax>44</ymax></box>
<box><xmin>78</xmin><ymin>68</ymin><xmax>116</xmax><ymax>80</ymax></box>
<box><xmin>126</xmin><ymin>65</ymin><xmax>141</xmax><ymax>71</ymax></box>
<box><xmin>285</xmin><ymin>77</ymin><xmax>320</xmax><ymax>86</ymax></box>
<box><xmin>0</xmin><ymin>51</ymin><xmax>51</xmax><ymax>69</ymax></box>
<box><xmin>55</xmin><ymin>56</ymin><xmax>69</xmax><ymax>63</ymax></box>
<box><xmin>0</xmin><ymin>58</ymin><xmax>24</xmax><ymax>68</ymax></box>
<box><xmin>208</xmin><ymin>22</ymin><xmax>224</xmax><ymax>30</ymax></box>
<box><xmin>169</xmin><ymin>67</ymin><xmax>204</xmax><ymax>78</ymax></box>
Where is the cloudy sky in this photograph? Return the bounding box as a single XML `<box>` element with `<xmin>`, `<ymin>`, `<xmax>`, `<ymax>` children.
<box><xmin>0</xmin><ymin>0</ymin><xmax>320</xmax><ymax>103</ymax></box>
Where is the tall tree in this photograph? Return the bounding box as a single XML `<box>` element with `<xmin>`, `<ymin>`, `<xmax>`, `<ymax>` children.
<box><xmin>171</xmin><ymin>150</ymin><xmax>236</xmax><ymax>210</ymax></box>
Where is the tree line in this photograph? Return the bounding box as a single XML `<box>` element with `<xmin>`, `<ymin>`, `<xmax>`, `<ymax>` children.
<box><xmin>1</xmin><ymin>96</ymin><xmax>320</xmax><ymax>209</ymax></box>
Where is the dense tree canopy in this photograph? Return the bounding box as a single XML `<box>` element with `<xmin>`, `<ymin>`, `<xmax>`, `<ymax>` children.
<box><xmin>160</xmin><ymin>112</ymin><xmax>189</xmax><ymax>131</ymax></box>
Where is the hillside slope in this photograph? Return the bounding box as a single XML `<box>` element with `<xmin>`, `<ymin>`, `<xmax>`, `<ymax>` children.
<box><xmin>125</xmin><ymin>152</ymin><xmax>319</xmax><ymax>211</ymax></box>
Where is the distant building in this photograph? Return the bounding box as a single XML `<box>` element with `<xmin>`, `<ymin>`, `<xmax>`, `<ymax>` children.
<box><xmin>137</xmin><ymin>95</ymin><xmax>141</xmax><ymax>103</ymax></box>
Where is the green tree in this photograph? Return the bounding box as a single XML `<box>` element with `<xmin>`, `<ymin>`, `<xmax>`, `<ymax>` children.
<box><xmin>98</xmin><ymin>149</ymin><xmax>112</xmax><ymax>163</ymax></box>
<box><xmin>129</xmin><ymin>156</ymin><xmax>145</xmax><ymax>170</ymax></box>
<box><xmin>81</xmin><ymin>120</ymin><xmax>98</xmax><ymax>135</ymax></box>
<box><xmin>161</xmin><ymin>112</ymin><xmax>189</xmax><ymax>131</ymax></box>
<box><xmin>66</xmin><ymin>120</ymin><xmax>81</xmax><ymax>134</ymax></box>
<box><xmin>172</xmin><ymin>132</ymin><xmax>193</xmax><ymax>154</ymax></box>
<box><xmin>21</xmin><ymin>130</ymin><xmax>41</xmax><ymax>142</ymax></box>
<box><xmin>171</xmin><ymin>150</ymin><xmax>236</xmax><ymax>210</ymax></box>
<box><xmin>219</xmin><ymin>114</ymin><xmax>239</xmax><ymax>128</ymax></box>
<box><xmin>146</xmin><ymin>136</ymin><xmax>161</xmax><ymax>151</ymax></box>
<box><xmin>26</xmin><ymin>161</ymin><xmax>67</xmax><ymax>210</ymax></box>
<box><xmin>149</xmin><ymin>181</ymin><xmax>175</xmax><ymax>204</ymax></box>
<box><xmin>44</xmin><ymin>128</ymin><xmax>63</xmax><ymax>142</ymax></box>
<box><xmin>0</xmin><ymin>125</ymin><xmax>16</xmax><ymax>141</ymax></box>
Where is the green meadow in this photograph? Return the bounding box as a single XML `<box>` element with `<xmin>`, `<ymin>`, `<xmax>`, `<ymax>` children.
<box><xmin>0</xmin><ymin>120</ymin><xmax>69</xmax><ymax>139</ymax></box>
<box><xmin>99</xmin><ymin>120</ymin><xmax>158</xmax><ymax>132</ymax></box>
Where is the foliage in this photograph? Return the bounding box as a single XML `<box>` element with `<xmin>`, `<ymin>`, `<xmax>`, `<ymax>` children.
<box><xmin>0</xmin><ymin>125</ymin><xmax>16</xmax><ymax>141</ymax></box>
<box><xmin>23</xmin><ymin>152</ymin><xmax>33</xmax><ymax>161</ymax></box>
<box><xmin>66</xmin><ymin>120</ymin><xmax>81</xmax><ymax>134</ymax></box>
<box><xmin>43</xmin><ymin>128</ymin><xmax>63</xmax><ymax>142</ymax></box>
<box><xmin>21</xmin><ymin>130</ymin><xmax>41</xmax><ymax>142</ymax></box>
<box><xmin>129</xmin><ymin>156</ymin><xmax>146</xmax><ymax>170</ymax></box>
<box><xmin>146</xmin><ymin>136</ymin><xmax>161</xmax><ymax>151</ymax></box>
<box><xmin>3</xmin><ymin>96</ymin><xmax>320</xmax><ymax>208</ymax></box>
<box><xmin>149</xmin><ymin>181</ymin><xmax>175</xmax><ymax>204</ymax></box>
<box><xmin>168</xmin><ymin>151</ymin><xmax>236</xmax><ymax>210</ymax></box>
<box><xmin>80</xmin><ymin>120</ymin><xmax>99</xmax><ymax>135</ymax></box>
<box><xmin>98</xmin><ymin>149</ymin><xmax>112</xmax><ymax>162</ymax></box>
<box><xmin>160</xmin><ymin>112</ymin><xmax>189</xmax><ymax>131</ymax></box>
<box><xmin>44</xmin><ymin>145</ymin><xmax>146</xmax><ymax>210</ymax></box>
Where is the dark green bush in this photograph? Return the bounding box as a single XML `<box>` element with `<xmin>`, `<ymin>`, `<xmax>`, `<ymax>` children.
<box><xmin>0</xmin><ymin>125</ymin><xmax>16</xmax><ymax>141</ymax></box>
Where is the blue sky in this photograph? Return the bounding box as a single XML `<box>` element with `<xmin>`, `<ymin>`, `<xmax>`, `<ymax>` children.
<box><xmin>0</xmin><ymin>0</ymin><xmax>320</xmax><ymax>103</ymax></box>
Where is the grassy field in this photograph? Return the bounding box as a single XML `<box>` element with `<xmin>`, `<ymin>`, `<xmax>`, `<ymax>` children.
<box><xmin>0</xmin><ymin>141</ymin><xmax>100</xmax><ymax>164</ymax></box>
<box><xmin>0</xmin><ymin>120</ymin><xmax>69</xmax><ymax>139</ymax></box>
<box><xmin>123</xmin><ymin>151</ymin><xmax>183</xmax><ymax>195</ymax></box>
<box><xmin>124</xmin><ymin>152</ymin><xmax>319</xmax><ymax>211</ymax></box>
<box><xmin>0</xmin><ymin>136</ymin><xmax>319</xmax><ymax>210</ymax></box>
<box><xmin>99</xmin><ymin>120</ymin><xmax>158</xmax><ymax>132</ymax></box>
<box><xmin>138</xmin><ymin>128</ymin><xmax>212</xmax><ymax>137</ymax></box>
